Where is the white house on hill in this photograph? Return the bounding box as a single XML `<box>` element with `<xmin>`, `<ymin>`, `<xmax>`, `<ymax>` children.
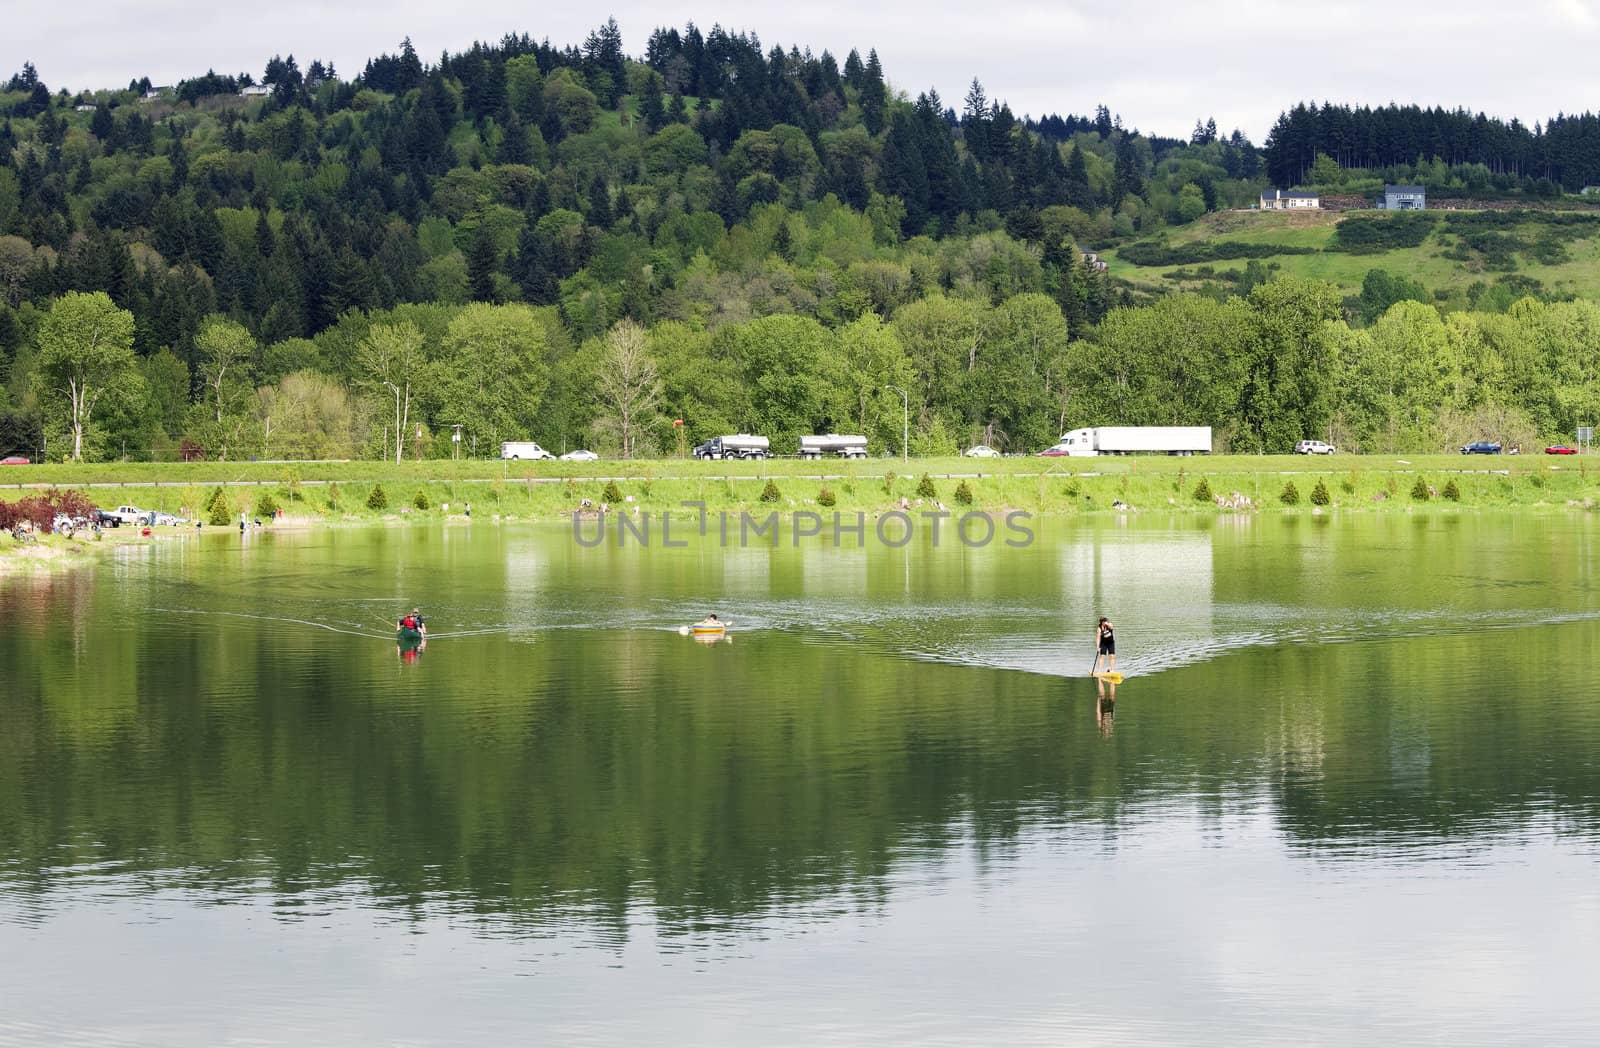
<box><xmin>1260</xmin><ymin>189</ymin><xmax>1320</xmax><ymax>210</ymax></box>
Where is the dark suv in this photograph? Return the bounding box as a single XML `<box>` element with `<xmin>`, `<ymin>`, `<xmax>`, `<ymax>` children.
<box><xmin>1460</xmin><ymin>441</ymin><xmax>1502</xmax><ymax>455</ymax></box>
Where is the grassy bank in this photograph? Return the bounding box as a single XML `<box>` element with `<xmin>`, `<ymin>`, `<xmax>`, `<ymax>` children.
<box><xmin>4</xmin><ymin>455</ymin><xmax>1596</xmax><ymax>528</ymax></box>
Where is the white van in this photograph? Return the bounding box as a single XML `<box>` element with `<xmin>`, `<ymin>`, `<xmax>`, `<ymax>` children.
<box><xmin>500</xmin><ymin>441</ymin><xmax>554</xmax><ymax>460</ymax></box>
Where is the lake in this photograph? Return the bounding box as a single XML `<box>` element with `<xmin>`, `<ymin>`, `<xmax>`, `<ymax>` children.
<box><xmin>2</xmin><ymin>513</ymin><xmax>1598</xmax><ymax>1045</ymax></box>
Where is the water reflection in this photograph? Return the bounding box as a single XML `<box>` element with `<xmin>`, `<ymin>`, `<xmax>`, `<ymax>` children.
<box><xmin>3</xmin><ymin>517</ymin><xmax>1600</xmax><ymax>1044</ymax></box>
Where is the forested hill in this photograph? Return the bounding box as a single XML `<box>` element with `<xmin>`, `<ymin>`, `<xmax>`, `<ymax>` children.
<box><xmin>4</xmin><ymin>24</ymin><xmax>1600</xmax><ymax>463</ymax></box>
<box><xmin>1263</xmin><ymin>102</ymin><xmax>1600</xmax><ymax>191</ymax></box>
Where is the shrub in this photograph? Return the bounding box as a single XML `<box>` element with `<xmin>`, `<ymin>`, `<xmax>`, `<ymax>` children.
<box><xmin>1341</xmin><ymin>473</ymin><xmax>1358</xmax><ymax>494</ymax></box>
<box><xmin>954</xmin><ymin>480</ymin><xmax>974</xmax><ymax>505</ymax></box>
<box><xmin>881</xmin><ymin>471</ymin><xmax>897</xmax><ymax>494</ymax></box>
<box><xmin>1192</xmin><ymin>478</ymin><xmax>1213</xmax><ymax>502</ymax></box>
<box><xmin>1280</xmin><ymin>481</ymin><xmax>1300</xmax><ymax>506</ymax></box>
<box><xmin>916</xmin><ymin>473</ymin><xmax>938</xmax><ymax>499</ymax></box>
<box><xmin>602</xmin><ymin>480</ymin><xmax>623</xmax><ymax>503</ymax></box>
<box><xmin>1411</xmin><ymin>476</ymin><xmax>1431</xmax><ymax>501</ymax></box>
<box><xmin>255</xmin><ymin>492</ymin><xmax>280</xmax><ymax>517</ymax></box>
<box><xmin>1529</xmin><ymin>472</ymin><xmax>1546</xmax><ymax>488</ymax></box>
<box><xmin>207</xmin><ymin>487</ymin><xmax>233</xmax><ymax>526</ymax></box>
<box><xmin>366</xmin><ymin>484</ymin><xmax>389</xmax><ymax>511</ymax></box>
<box><xmin>1442</xmin><ymin>478</ymin><xmax>1461</xmax><ymax>501</ymax></box>
<box><xmin>280</xmin><ymin>468</ymin><xmax>303</xmax><ymax>501</ymax></box>
<box><xmin>0</xmin><ymin>489</ymin><xmax>96</xmax><ymax>533</ymax></box>
<box><xmin>817</xmin><ymin>486</ymin><xmax>836</xmax><ymax>508</ymax></box>
<box><xmin>1310</xmin><ymin>479</ymin><xmax>1331</xmax><ymax>506</ymax></box>
<box><xmin>759</xmin><ymin>479</ymin><xmax>781</xmax><ymax>503</ymax></box>
<box><xmin>412</xmin><ymin>489</ymin><xmax>430</xmax><ymax>510</ymax></box>
<box><xmin>1064</xmin><ymin>479</ymin><xmax>1081</xmax><ymax>498</ymax></box>
<box><xmin>326</xmin><ymin>482</ymin><xmax>341</xmax><ymax>509</ymax></box>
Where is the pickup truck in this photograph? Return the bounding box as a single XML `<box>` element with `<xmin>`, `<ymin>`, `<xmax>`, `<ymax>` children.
<box><xmin>105</xmin><ymin>505</ymin><xmax>147</xmax><ymax>525</ymax></box>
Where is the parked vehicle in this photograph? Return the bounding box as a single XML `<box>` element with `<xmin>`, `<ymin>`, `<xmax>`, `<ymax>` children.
<box><xmin>500</xmin><ymin>441</ymin><xmax>554</xmax><ymax>460</ymax></box>
<box><xmin>964</xmin><ymin>445</ymin><xmax>1001</xmax><ymax>458</ymax></box>
<box><xmin>1545</xmin><ymin>445</ymin><xmax>1578</xmax><ymax>455</ymax></box>
<box><xmin>1036</xmin><ymin>444</ymin><xmax>1072</xmax><ymax>457</ymax></box>
<box><xmin>799</xmin><ymin>434</ymin><xmax>868</xmax><ymax>459</ymax></box>
<box><xmin>1055</xmin><ymin>426</ymin><xmax>1212</xmax><ymax>457</ymax></box>
<box><xmin>1295</xmin><ymin>439</ymin><xmax>1337</xmax><ymax>455</ymax></box>
<box><xmin>559</xmin><ymin>449</ymin><xmax>599</xmax><ymax>462</ymax></box>
<box><xmin>108</xmin><ymin>505</ymin><xmax>146</xmax><ymax>525</ymax></box>
<box><xmin>693</xmin><ymin>434</ymin><xmax>770</xmax><ymax>460</ymax></box>
<box><xmin>1460</xmin><ymin>441</ymin><xmax>1502</xmax><ymax>455</ymax></box>
<box><xmin>94</xmin><ymin>509</ymin><xmax>122</xmax><ymax>528</ymax></box>
<box><xmin>1</xmin><ymin>455</ymin><xmax>29</xmax><ymax>465</ymax></box>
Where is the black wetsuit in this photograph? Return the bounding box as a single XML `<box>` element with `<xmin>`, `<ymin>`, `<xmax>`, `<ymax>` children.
<box><xmin>1098</xmin><ymin>624</ymin><xmax>1115</xmax><ymax>655</ymax></box>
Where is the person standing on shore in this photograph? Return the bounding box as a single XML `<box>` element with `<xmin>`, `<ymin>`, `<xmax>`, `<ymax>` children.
<box><xmin>1092</xmin><ymin>616</ymin><xmax>1115</xmax><ymax>676</ymax></box>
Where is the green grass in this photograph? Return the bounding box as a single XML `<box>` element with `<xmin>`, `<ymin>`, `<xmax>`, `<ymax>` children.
<box><xmin>5</xmin><ymin>455</ymin><xmax>1596</xmax><ymax>527</ymax></box>
<box><xmin>1107</xmin><ymin>210</ymin><xmax>1600</xmax><ymax>300</ymax></box>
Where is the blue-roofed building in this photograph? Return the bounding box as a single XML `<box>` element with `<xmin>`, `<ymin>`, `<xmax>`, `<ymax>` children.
<box><xmin>1380</xmin><ymin>185</ymin><xmax>1426</xmax><ymax>210</ymax></box>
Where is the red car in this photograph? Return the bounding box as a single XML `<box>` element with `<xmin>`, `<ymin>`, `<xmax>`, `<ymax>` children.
<box><xmin>1</xmin><ymin>455</ymin><xmax>30</xmax><ymax>465</ymax></box>
<box><xmin>1545</xmin><ymin>445</ymin><xmax>1577</xmax><ymax>455</ymax></box>
<box><xmin>1036</xmin><ymin>445</ymin><xmax>1072</xmax><ymax>456</ymax></box>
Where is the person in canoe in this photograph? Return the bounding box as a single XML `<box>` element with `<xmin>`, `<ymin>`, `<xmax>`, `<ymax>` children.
<box><xmin>397</xmin><ymin>608</ymin><xmax>427</xmax><ymax>638</ymax></box>
<box><xmin>1092</xmin><ymin>616</ymin><xmax>1115</xmax><ymax>676</ymax></box>
<box><xmin>690</xmin><ymin>614</ymin><xmax>727</xmax><ymax>634</ymax></box>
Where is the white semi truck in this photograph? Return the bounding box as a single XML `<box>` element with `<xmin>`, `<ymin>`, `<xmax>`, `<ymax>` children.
<box><xmin>1053</xmin><ymin>426</ymin><xmax>1212</xmax><ymax>457</ymax></box>
<box><xmin>799</xmin><ymin>434</ymin><xmax>869</xmax><ymax>459</ymax></box>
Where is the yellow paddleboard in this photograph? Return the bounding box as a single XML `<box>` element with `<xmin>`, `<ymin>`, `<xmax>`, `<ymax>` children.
<box><xmin>1093</xmin><ymin>672</ymin><xmax>1124</xmax><ymax>684</ymax></box>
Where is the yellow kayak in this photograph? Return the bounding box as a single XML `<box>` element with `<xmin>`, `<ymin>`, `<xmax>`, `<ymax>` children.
<box><xmin>690</xmin><ymin>623</ymin><xmax>727</xmax><ymax>635</ymax></box>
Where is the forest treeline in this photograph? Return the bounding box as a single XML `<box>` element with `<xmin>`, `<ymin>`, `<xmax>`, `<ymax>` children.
<box><xmin>2</xmin><ymin>24</ymin><xmax>1599</xmax><ymax>460</ymax></box>
<box><xmin>1264</xmin><ymin>102</ymin><xmax>1600</xmax><ymax>192</ymax></box>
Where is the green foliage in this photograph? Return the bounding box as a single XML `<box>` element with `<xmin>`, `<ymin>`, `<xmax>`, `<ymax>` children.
<box><xmin>367</xmin><ymin>484</ymin><xmax>389</xmax><ymax>511</ymax></box>
<box><xmin>1411</xmin><ymin>476</ymin><xmax>1431</xmax><ymax>501</ymax></box>
<box><xmin>602</xmin><ymin>480</ymin><xmax>623</xmax><ymax>503</ymax></box>
<box><xmin>206</xmin><ymin>487</ymin><xmax>232</xmax><ymax>526</ymax></box>
<box><xmin>1064</xmin><ymin>479</ymin><xmax>1081</xmax><ymax>498</ymax></box>
<box><xmin>1310</xmin><ymin>479</ymin><xmax>1331</xmax><ymax>506</ymax></box>
<box><xmin>954</xmin><ymin>480</ymin><xmax>974</xmax><ymax>505</ymax></box>
<box><xmin>1279</xmin><ymin>481</ymin><xmax>1300</xmax><ymax>505</ymax></box>
<box><xmin>326</xmin><ymin>482</ymin><xmax>341</xmax><ymax>509</ymax></box>
<box><xmin>412</xmin><ymin>489</ymin><xmax>431</xmax><ymax>510</ymax></box>
<box><xmin>1331</xmin><ymin>213</ymin><xmax>1437</xmax><ymax>254</ymax></box>
<box><xmin>882</xmin><ymin>471</ymin><xmax>897</xmax><ymax>494</ymax></box>
<box><xmin>759</xmin><ymin>479</ymin><xmax>782</xmax><ymax>503</ymax></box>
<box><xmin>1192</xmin><ymin>478</ymin><xmax>1213</xmax><ymax>502</ymax></box>
<box><xmin>255</xmin><ymin>492</ymin><xmax>280</xmax><ymax>517</ymax></box>
<box><xmin>1442</xmin><ymin>478</ymin><xmax>1461</xmax><ymax>501</ymax></box>
<box><xmin>1120</xmin><ymin>241</ymin><xmax>1318</xmax><ymax>267</ymax></box>
<box><xmin>915</xmin><ymin>473</ymin><xmax>938</xmax><ymax>499</ymax></box>
<box><xmin>816</xmin><ymin>486</ymin><xmax>836</xmax><ymax>508</ymax></box>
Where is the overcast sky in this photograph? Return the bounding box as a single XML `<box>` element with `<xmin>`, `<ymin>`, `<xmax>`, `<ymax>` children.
<box><xmin>7</xmin><ymin>1</ymin><xmax>1600</xmax><ymax>140</ymax></box>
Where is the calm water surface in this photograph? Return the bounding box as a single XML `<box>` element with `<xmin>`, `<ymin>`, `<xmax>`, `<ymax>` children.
<box><xmin>2</xmin><ymin>514</ymin><xmax>1598</xmax><ymax>1045</ymax></box>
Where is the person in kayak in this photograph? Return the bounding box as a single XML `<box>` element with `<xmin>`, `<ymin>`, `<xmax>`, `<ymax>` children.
<box><xmin>694</xmin><ymin>614</ymin><xmax>722</xmax><ymax>628</ymax></box>
<box><xmin>1092</xmin><ymin>616</ymin><xmax>1115</xmax><ymax>676</ymax></box>
<box><xmin>398</xmin><ymin>608</ymin><xmax>427</xmax><ymax>636</ymax></box>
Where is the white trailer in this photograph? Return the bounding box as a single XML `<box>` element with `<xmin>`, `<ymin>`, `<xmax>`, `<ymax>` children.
<box><xmin>799</xmin><ymin>434</ymin><xmax>869</xmax><ymax>459</ymax></box>
<box><xmin>1056</xmin><ymin>426</ymin><xmax>1211</xmax><ymax>457</ymax></box>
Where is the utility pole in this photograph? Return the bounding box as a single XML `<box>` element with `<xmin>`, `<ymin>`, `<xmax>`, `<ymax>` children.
<box><xmin>885</xmin><ymin>385</ymin><xmax>909</xmax><ymax>462</ymax></box>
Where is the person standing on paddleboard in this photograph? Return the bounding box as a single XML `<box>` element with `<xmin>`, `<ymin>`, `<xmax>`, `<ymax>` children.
<box><xmin>1093</xmin><ymin>616</ymin><xmax>1115</xmax><ymax>676</ymax></box>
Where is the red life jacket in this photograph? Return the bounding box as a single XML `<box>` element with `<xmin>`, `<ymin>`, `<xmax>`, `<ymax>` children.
<box><xmin>402</xmin><ymin>616</ymin><xmax>416</xmax><ymax>629</ymax></box>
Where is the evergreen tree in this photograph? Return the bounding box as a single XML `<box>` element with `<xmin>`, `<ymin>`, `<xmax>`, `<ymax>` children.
<box><xmin>860</xmin><ymin>50</ymin><xmax>887</xmax><ymax>135</ymax></box>
<box><xmin>467</xmin><ymin>224</ymin><xmax>500</xmax><ymax>303</ymax></box>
